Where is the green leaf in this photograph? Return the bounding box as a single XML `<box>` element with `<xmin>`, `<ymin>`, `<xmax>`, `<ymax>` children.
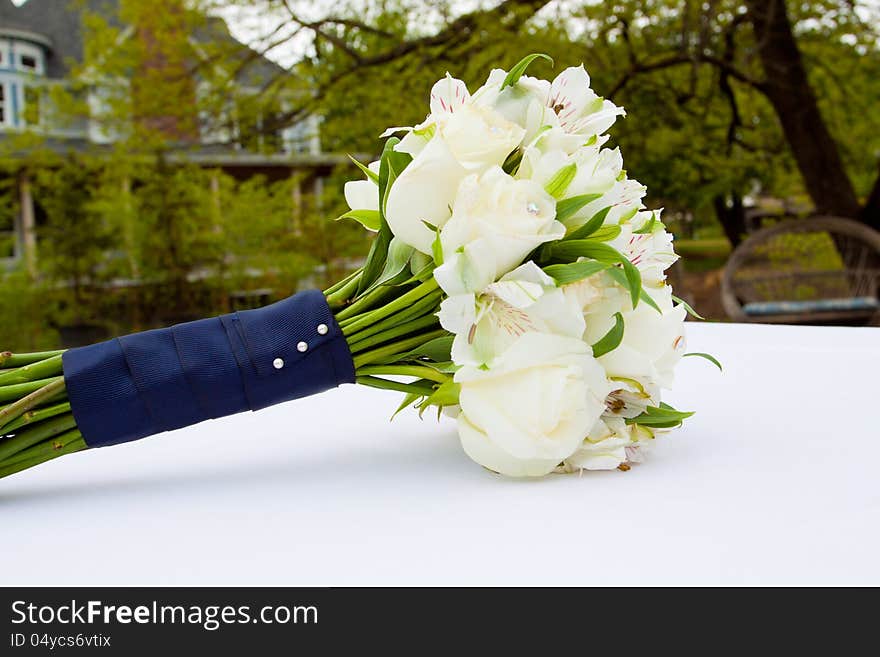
<box><xmin>672</xmin><ymin>295</ymin><xmax>705</xmax><ymax>320</ymax></box>
<box><xmin>626</xmin><ymin>404</ymin><xmax>695</xmax><ymax>428</ymax></box>
<box><xmin>359</xmin><ymin>138</ymin><xmax>410</xmax><ymax>294</ymax></box>
<box><xmin>502</xmin><ymin>148</ymin><xmax>523</xmax><ymax>175</ymax></box>
<box><xmin>633</xmin><ymin>212</ymin><xmax>660</xmax><ymax>234</ymax></box>
<box><xmin>544</xmin><ymin>163</ymin><xmax>577</xmax><ymax>199</ymax></box>
<box><xmin>566</xmin><ymin>206</ymin><xmax>611</xmax><ymax>239</ymax></box>
<box><xmin>357</xmin><ymin>229</ymin><xmax>392</xmax><ymax>295</ymax></box>
<box><xmin>542</xmin><ymin>261</ymin><xmax>609</xmax><ymax>285</ymax></box>
<box><xmin>620</xmin><ymin>259</ymin><xmax>642</xmax><ymax>310</ymax></box>
<box><xmin>418</xmin><ymin>379</ymin><xmax>461</xmax><ymax>414</ymax></box>
<box><xmin>335</xmin><ymin>209</ymin><xmax>381</xmax><ymax>232</ymax></box>
<box><xmin>587</xmin><ymin>225</ymin><xmax>621</xmax><ymax>242</ymax></box>
<box><xmin>501</xmin><ymin>53</ymin><xmax>553</xmax><ymax>90</ymax></box>
<box><xmin>421</xmin><ymin>360</ymin><xmax>459</xmax><ymax>374</ymax></box>
<box><xmin>639</xmin><ymin>286</ymin><xmax>663</xmax><ymax>314</ymax></box>
<box><xmin>397</xmin><ymin>335</ymin><xmax>454</xmax><ymax>362</ymax></box>
<box><xmin>391</xmin><ymin>392</ymin><xmax>422</xmax><ymax>421</ymax></box>
<box><xmin>605</xmin><ymin>268</ymin><xmax>660</xmax><ymax>313</ymax></box>
<box><xmin>380</xmin><ymin>146</ymin><xmax>411</xmax><ymax>217</ymax></box>
<box><xmin>555</xmin><ymin>193</ymin><xmax>602</xmax><ymax>224</ymax></box>
<box><xmin>400</xmin><ymin>262</ymin><xmax>435</xmax><ymax>285</ymax></box>
<box><xmin>683</xmin><ymin>352</ymin><xmax>723</xmax><ymax>371</ymax></box>
<box><xmin>591</xmin><ymin>312</ymin><xmax>624</xmax><ymax>358</ymax></box>
<box><xmin>348</xmin><ymin>154</ymin><xmax>379</xmax><ymax>183</ymax></box>
<box><xmin>372</xmin><ymin>237</ymin><xmax>415</xmax><ymax>287</ymax></box>
<box><xmin>546</xmin><ymin>240</ymin><xmax>641</xmax><ymax>309</ymax></box>
<box><xmin>430</xmin><ymin>226</ymin><xmax>444</xmax><ymax>266</ymax></box>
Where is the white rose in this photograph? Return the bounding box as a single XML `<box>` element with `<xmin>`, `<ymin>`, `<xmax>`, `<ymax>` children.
<box><xmin>384</xmin><ymin>135</ymin><xmax>468</xmax><ymax>253</ymax></box>
<box><xmin>472</xmin><ymin>68</ymin><xmax>550</xmax><ymax>141</ymax></box>
<box><xmin>434</xmin><ymin>166</ymin><xmax>564</xmax><ymax>294</ymax></box>
<box><xmin>384</xmin><ymin>105</ymin><xmax>524</xmax><ymax>254</ymax></box>
<box><xmin>456</xmin><ymin>332</ymin><xmax>611</xmax><ymax>477</ymax></box>
<box><xmin>441</xmin><ymin>103</ymin><xmax>525</xmax><ymax>170</ymax></box>
<box><xmin>438</xmin><ymin>262</ymin><xmax>585</xmax><ymax>368</ymax></box>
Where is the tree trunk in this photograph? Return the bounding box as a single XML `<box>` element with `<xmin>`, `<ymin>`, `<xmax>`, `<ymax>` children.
<box><xmin>745</xmin><ymin>0</ymin><xmax>862</xmax><ymax>220</ymax></box>
<box><xmin>861</xmin><ymin>166</ymin><xmax>880</xmax><ymax>231</ymax></box>
<box><xmin>713</xmin><ymin>193</ymin><xmax>747</xmax><ymax>247</ymax></box>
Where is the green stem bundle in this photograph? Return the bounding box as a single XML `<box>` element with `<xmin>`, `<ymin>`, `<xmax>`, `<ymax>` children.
<box><xmin>0</xmin><ymin>265</ymin><xmax>450</xmax><ymax>481</ymax></box>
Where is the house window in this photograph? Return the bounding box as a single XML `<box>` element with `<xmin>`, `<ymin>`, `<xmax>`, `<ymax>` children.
<box><xmin>0</xmin><ymin>84</ymin><xmax>8</xmax><ymax>126</ymax></box>
<box><xmin>14</xmin><ymin>44</ymin><xmax>44</xmax><ymax>75</ymax></box>
<box><xmin>24</xmin><ymin>86</ymin><xmax>41</xmax><ymax>125</ymax></box>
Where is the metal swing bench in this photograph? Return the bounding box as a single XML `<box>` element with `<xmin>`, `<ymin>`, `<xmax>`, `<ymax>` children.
<box><xmin>721</xmin><ymin>216</ymin><xmax>880</xmax><ymax>326</ymax></box>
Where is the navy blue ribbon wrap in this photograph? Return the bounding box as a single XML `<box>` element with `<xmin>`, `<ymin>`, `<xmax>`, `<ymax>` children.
<box><xmin>61</xmin><ymin>289</ymin><xmax>355</xmax><ymax>448</ymax></box>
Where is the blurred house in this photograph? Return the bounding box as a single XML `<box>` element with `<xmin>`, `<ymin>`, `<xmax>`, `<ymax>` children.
<box><xmin>0</xmin><ymin>0</ymin><xmax>347</xmax><ymax>271</ymax></box>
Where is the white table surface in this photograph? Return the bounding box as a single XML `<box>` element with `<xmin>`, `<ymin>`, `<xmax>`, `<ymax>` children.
<box><xmin>2</xmin><ymin>322</ymin><xmax>878</xmax><ymax>586</ymax></box>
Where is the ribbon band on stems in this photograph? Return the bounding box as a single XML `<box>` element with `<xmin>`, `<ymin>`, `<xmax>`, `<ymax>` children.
<box><xmin>62</xmin><ymin>290</ymin><xmax>355</xmax><ymax>448</ymax></box>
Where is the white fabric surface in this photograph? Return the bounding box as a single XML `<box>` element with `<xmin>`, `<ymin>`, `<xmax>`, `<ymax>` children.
<box><xmin>2</xmin><ymin>322</ymin><xmax>878</xmax><ymax>586</ymax></box>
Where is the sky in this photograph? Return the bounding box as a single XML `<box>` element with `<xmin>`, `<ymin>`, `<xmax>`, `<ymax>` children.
<box><xmin>9</xmin><ymin>0</ymin><xmax>880</xmax><ymax>67</ymax></box>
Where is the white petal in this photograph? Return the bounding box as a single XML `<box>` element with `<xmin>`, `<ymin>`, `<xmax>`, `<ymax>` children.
<box><xmin>430</xmin><ymin>73</ymin><xmax>470</xmax><ymax>118</ymax></box>
<box><xmin>343</xmin><ymin>179</ymin><xmax>378</xmax><ymax>212</ymax></box>
<box><xmin>384</xmin><ymin>136</ymin><xmax>468</xmax><ymax>253</ymax></box>
<box><xmin>458</xmin><ymin>415</ymin><xmax>560</xmax><ymax>477</ymax></box>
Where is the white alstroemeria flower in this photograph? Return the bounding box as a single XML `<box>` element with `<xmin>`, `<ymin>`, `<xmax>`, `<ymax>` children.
<box><xmin>438</xmin><ymin>262</ymin><xmax>584</xmax><ymax>368</ymax></box>
<box><xmin>608</xmin><ymin>210</ymin><xmax>679</xmax><ymax>286</ymax></box>
<box><xmin>456</xmin><ymin>332</ymin><xmax>611</xmax><ymax>477</ymax></box>
<box><xmin>343</xmin><ymin>160</ymin><xmax>380</xmax><ymax>213</ymax></box>
<box><xmin>577</xmin><ymin>177</ymin><xmax>647</xmax><ymax>231</ymax></box>
<box><xmin>434</xmin><ymin>166</ymin><xmax>564</xmax><ymax>293</ymax></box>
<box><xmin>430</xmin><ymin>73</ymin><xmax>470</xmax><ymax>119</ymax></box>
<box><xmin>561</xmin><ymin>417</ymin><xmax>633</xmax><ymax>471</ymax></box>
<box><xmin>384</xmin><ymin>136</ymin><xmax>468</xmax><ymax>253</ymax></box>
<box><xmin>558</xmin><ymin>418</ymin><xmax>656</xmax><ymax>473</ymax></box>
<box><xmin>586</xmin><ymin>284</ymin><xmax>687</xmax><ymax>390</ymax></box>
<box><xmin>517</xmin><ymin>145</ymin><xmax>623</xmax><ymax>224</ymax></box>
<box><xmin>604</xmin><ymin>377</ymin><xmax>657</xmax><ymax>419</ymax></box>
<box><xmin>548</xmin><ymin>65</ymin><xmax>625</xmax><ymax>138</ymax></box>
<box><xmin>382</xmin><ymin>74</ymin><xmax>470</xmax><ymax>158</ymax></box>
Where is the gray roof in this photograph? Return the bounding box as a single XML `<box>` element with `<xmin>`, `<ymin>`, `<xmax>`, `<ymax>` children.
<box><xmin>2</xmin><ymin>0</ymin><xmax>285</xmax><ymax>83</ymax></box>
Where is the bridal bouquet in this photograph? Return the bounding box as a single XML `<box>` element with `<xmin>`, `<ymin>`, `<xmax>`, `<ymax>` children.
<box><xmin>0</xmin><ymin>55</ymin><xmax>715</xmax><ymax>482</ymax></box>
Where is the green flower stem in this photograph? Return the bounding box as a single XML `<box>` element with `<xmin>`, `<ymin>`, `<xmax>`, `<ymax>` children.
<box><xmin>356</xmin><ymin>365</ymin><xmax>449</xmax><ymax>384</ymax></box>
<box><xmin>0</xmin><ymin>376</ymin><xmax>65</xmax><ymax>405</ymax></box>
<box><xmin>0</xmin><ymin>354</ymin><xmax>64</xmax><ymax>387</ymax></box>
<box><xmin>324</xmin><ymin>267</ymin><xmax>363</xmax><ymax>296</ymax></box>
<box><xmin>354</xmin><ymin>375</ymin><xmax>436</xmax><ymax>396</ymax></box>
<box><xmin>340</xmin><ymin>278</ymin><xmax>440</xmax><ymax>335</ymax></box>
<box><xmin>0</xmin><ymin>434</ymin><xmax>87</xmax><ymax>480</ymax></box>
<box><xmin>347</xmin><ymin>314</ymin><xmax>440</xmax><ymax>353</ymax></box>
<box><xmin>0</xmin><ymin>350</ymin><xmax>65</xmax><ymax>369</ymax></box>
<box><xmin>352</xmin><ymin>328</ymin><xmax>448</xmax><ymax>369</ymax></box>
<box><xmin>334</xmin><ymin>281</ymin><xmax>399</xmax><ymax>322</ymax></box>
<box><xmin>1</xmin><ymin>402</ymin><xmax>72</xmax><ymax>434</ymax></box>
<box><xmin>0</xmin><ymin>378</ymin><xmax>67</xmax><ymax>431</ymax></box>
<box><xmin>325</xmin><ymin>270</ymin><xmax>363</xmax><ymax>306</ymax></box>
<box><xmin>0</xmin><ymin>428</ymin><xmax>83</xmax><ymax>470</ymax></box>
<box><xmin>0</xmin><ymin>413</ymin><xmax>77</xmax><ymax>462</ymax></box>
<box><xmin>343</xmin><ymin>290</ymin><xmax>442</xmax><ymax>342</ymax></box>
